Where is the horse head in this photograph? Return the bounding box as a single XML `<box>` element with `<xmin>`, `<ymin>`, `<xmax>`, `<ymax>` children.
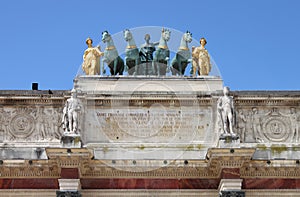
<box><xmin>184</xmin><ymin>31</ymin><xmax>193</xmax><ymax>43</ymax></box>
<box><xmin>161</xmin><ymin>28</ymin><xmax>171</xmax><ymax>42</ymax></box>
<box><xmin>101</xmin><ymin>30</ymin><xmax>111</xmax><ymax>43</ymax></box>
<box><xmin>123</xmin><ymin>29</ymin><xmax>132</xmax><ymax>42</ymax></box>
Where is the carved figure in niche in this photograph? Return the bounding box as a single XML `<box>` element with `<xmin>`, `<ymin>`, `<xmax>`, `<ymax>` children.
<box><xmin>138</xmin><ymin>34</ymin><xmax>158</xmax><ymax>75</ymax></box>
<box><xmin>0</xmin><ymin>106</ymin><xmax>9</xmax><ymax>141</ymax></box>
<box><xmin>251</xmin><ymin>107</ymin><xmax>264</xmax><ymax>142</ymax></box>
<box><xmin>82</xmin><ymin>37</ymin><xmax>104</xmax><ymax>75</ymax></box>
<box><xmin>36</xmin><ymin>107</ymin><xmax>49</xmax><ymax>140</ymax></box>
<box><xmin>49</xmin><ymin>109</ymin><xmax>62</xmax><ymax>139</ymax></box>
<box><xmin>192</xmin><ymin>37</ymin><xmax>212</xmax><ymax>76</ymax></box>
<box><xmin>123</xmin><ymin>29</ymin><xmax>140</xmax><ymax>75</ymax></box>
<box><xmin>0</xmin><ymin>107</ymin><xmax>5</xmax><ymax>132</ymax></box>
<box><xmin>171</xmin><ymin>31</ymin><xmax>192</xmax><ymax>76</ymax></box>
<box><xmin>102</xmin><ymin>31</ymin><xmax>124</xmax><ymax>75</ymax></box>
<box><xmin>290</xmin><ymin>107</ymin><xmax>299</xmax><ymax>142</ymax></box>
<box><xmin>62</xmin><ymin>89</ymin><xmax>82</xmax><ymax>134</ymax></box>
<box><xmin>236</xmin><ymin>109</ymin><xmax>247</xmax><ymax>142</ymax></box>
<box><xmin>217</xmin><ymin>86</ymin><xmax>235</xmax><ymax>136</ymax></box>
<box><xmin>154</xmin><ymin>28</ymin><xmax>171</xmax><ymax>76</ymax></box>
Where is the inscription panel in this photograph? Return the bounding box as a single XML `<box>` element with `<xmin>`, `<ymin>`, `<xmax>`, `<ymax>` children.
<box><xmin>84</xmin><ymin>106</ymin><xmax>214</xmax><ymax>144</ymax></box>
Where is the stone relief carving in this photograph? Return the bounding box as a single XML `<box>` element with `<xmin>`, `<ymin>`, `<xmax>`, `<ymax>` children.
<box><xmin>0</xmin><ymin>93</ymin><xmax>298</xmax><ymax>146</ymax></box>
<box><xmin>250</xmin><ymin>107</ymin><xmax>264</xmax><ymax>143</ymax></box>
<box><xmin>289</xmin><ymin>107</ymin><xmax>299</xmax><ymax>142</ymax></box>
<box><xmin>0</xmin><ymin>106</ymin><xmax>62</xmax><ymax>142</ymax></box>
<box><xmin>8</xmin><ymin>108</ymin><xmax>36</xmax><ymax>140</ymax></box>
<box><xmin>234</xmin><ymin>107</ymin><xmax>298</xmax><ymax>143</ymax></box>
<box><xmin>36</xmin><ymin>107</ymin><xmax>49</xmax><ymax>140</ymax></box>
<box><xmin>262</xmin><ymin>108</ymin><xmax>290</xmax><ymax>142</ymax></box>
<box><xmin>0</xmin><ymin>106</ymin><xmax>10</xmax><ymax>141</ymax></box>
<box><xmin>236</xmin><ymin>109</ymin><xmax>247</xmax><ymax>142</ymax></box>
<box><xmin>37</xmin><ymin>107</ymin><xmax>62</xmax><ymax>141</ymax></box>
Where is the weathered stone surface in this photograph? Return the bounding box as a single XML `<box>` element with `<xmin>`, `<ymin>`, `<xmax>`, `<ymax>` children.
<box><xmin>74</xmin><ymin>75</ymin><xmax>224</xmax><ymax>93</ymax></box>
<box><xmin>0</xmin><ymin>77</ymin><xmax>300</xmax><ymax>195</ymax></box>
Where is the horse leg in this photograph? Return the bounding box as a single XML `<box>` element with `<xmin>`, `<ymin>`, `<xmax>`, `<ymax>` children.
<box><xmin>171</xmin><ymin>60</ymin><xmax>177</xmax><ymax>76</ymax></box>
<box><xmin>178</xmin><ymin>59</ymin><xmax>182</xmax><ymax>76</ymax></box>
<box><xmin>156</xmin><ymin>61</ymin><xmax>160</xmax><ymax>76</ymax></box>
<box><xmin>134</xmin><ymin>58</ymin><xmax>139</xmax><ymax>75</ymax></box>
<box><xmin>109</xmin><ymin>64</ymin><xmax>114</xmax><ymax>75</ymax></box>
<box><xmin>124</xmin><ymin>57</ymin><xmax>129</xmax><ymax>74</ymax></box>
<box><xmin>183</xmin><ymin>62</ymin><xmax>188</xmax><ymax>75</ymax></box>
<box><xmin>126</xmin><ymin>58</ymin><xmax>132</xmax><ymax>75</ymax></box>
<box><xmin>151</xmin><ymin>61</ymin><xmax>156</xmax><ymax>75</ymax></box>
<box><xmin>116</xmin><ymin>57</ymin><xmax>125</xmax><ymax>75</ymax></box>
<box><xmin>162</xmin><ymin>61</ymin><xmax>169</xmax><ymax>76</ymax></box>
<box><xmin>113</xmin><ymin>59</ymin><xmax>117</xmax><ymax>75</ymax></box>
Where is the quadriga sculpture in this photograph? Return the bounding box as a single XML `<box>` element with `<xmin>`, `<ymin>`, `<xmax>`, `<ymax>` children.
<box><xmin>101</xmin><ymin>31</ymin><xmax>124</xmax><ymax>75</ymax></box>
<box><xmin>171</xmin><ymin>31</ymin><xmax>192</xmax><ymax>76</ymax></box>
<box><xmin>153</xmin><ymin>28</ymin><xmax>171</xmax><ymax>76</ymax></box>
<box><xmin>123</xmin><ymin>29</ymin><xmax>140</xmax><ymax>75</ymax></box>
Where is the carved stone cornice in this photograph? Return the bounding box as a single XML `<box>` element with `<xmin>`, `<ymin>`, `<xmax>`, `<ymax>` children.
<box><xmin>0</xmin><ymin>96</ymin><xmax>65</xmax><ymax>106</ymax></box>
<box><xmin>240</xmin><ymin>160</ymin><xmax>300</xmax><ymax>178</ymax></box>
<box><xmin>1</xmin><ymin>148</ymin><xmax>300</xmax><ymax>179</ymax></box>
<box><xmin>207</xmin><ymin>148</ymin><xmax>255</xmax><ymax>168</ymax></box>
<box><xmin>0</xmin><ymin>160</ymin><xmax>60</xmax><ymax>178</ymax></box>
<box><xmin>79</xmin><ymin>160</ymin><xmax>218</xmax><ymax>179</ymax></box>
<box><xmin>46</xmin><ymin>148</ymin><xmax>92</xmax><ymax>168</ymax></box>
<box><xmin>87</xmin><ymin>96</ymin><xmax>213</xmax><ymax>107</ymax></box>
<box><xmin>234</xmin><ymin>98</ymin><xmax>300</xmax><ymax>107</ymax></box>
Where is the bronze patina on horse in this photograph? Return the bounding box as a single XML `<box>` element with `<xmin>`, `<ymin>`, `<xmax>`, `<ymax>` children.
<box><xmin>102</xmin><ymin>31</ymin><xmax>124</xmax><ymax>75</ymax></box>
<box><xmin>123</xmin><ymin>29</ymin><xmax>140</xmax><ymax>75</ymax></box>
<box><xmin>171</xmin><ymin>31</ymin><xmax>192</xmax><ymax>76</ymax></box>
<box><xmin>154</xmin><ymin>28</ymin><xmax>171</xmax><ymax>76</ymax></box>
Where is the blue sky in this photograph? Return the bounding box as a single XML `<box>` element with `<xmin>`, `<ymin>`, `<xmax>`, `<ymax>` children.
<box><xmin>0</xmin><ymin>0</ymin><xmax>299</xmax><ymax>90</ymax></box>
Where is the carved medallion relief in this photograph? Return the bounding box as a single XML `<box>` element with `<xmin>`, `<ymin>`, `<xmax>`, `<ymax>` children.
<box><xmin>0</xmin><ymin>107</ymin><xmax>62</xmax><ymax>142</ymax></box>
<box><xmin>235</xmin><ymin>107</ymin><xmax>298</xmax><ymax>143</ymax></box>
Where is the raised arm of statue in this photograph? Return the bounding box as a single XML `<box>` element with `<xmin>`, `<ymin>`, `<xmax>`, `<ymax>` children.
<box><xmin>153</xmin><ymin>41</ymin><xmax>159</xmax><ymax>46</ymax></box>
<box><xmin>94</xmin><ymin>45</ymin><xmax>104</xmax><ymax>57</ymax></box>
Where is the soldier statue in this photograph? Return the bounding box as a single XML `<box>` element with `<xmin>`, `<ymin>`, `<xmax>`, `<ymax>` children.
<box><xmin>62</xmin><ymin>89</ymin><xmax>82</xmax><ymax>134</ymax></box>
<box><xmin>217</xmin><ymin>86</ymin><xmax>235</xmax><ymax>136</ymax></box>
